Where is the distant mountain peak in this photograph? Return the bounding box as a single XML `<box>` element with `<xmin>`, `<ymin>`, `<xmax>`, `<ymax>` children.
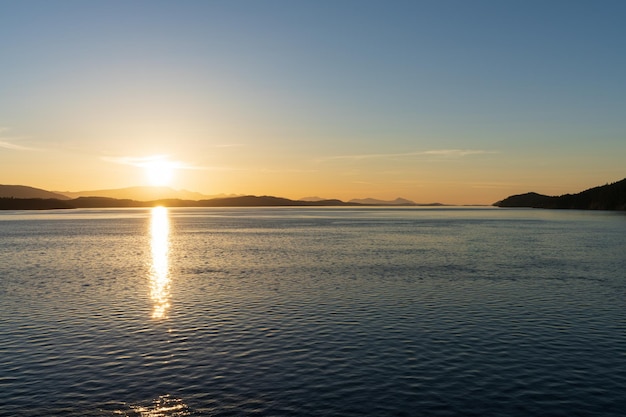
<box><xmin>299</xmin><ymin>196</ymin><xmax>327</xmax><ymax>202</ymax></box>
<box><xmin>348</xmin><ymin>197</ymin><xmax>416</xmax><ymax>205</ymax></box>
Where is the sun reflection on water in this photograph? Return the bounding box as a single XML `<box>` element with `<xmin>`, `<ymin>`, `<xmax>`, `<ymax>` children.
<box><xmin>130</xmin><ymin>395</ymin><xmax>190</xmax><ymax>416</ymax></box>
<box><xmin>150</xmin><ymin>206</ymin><xmax>170</xmax><ymax>319</ymax></box>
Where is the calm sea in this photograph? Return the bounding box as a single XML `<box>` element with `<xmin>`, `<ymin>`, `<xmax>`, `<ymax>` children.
<box><xmin>1</xmin><ymin>207</ymin><xmax>625</xmax><ymax>416</ymax></box>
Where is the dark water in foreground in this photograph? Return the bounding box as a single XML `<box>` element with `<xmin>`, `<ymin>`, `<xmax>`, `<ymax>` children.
<box><xmin>1</xmin><ymin>207</ymin><xmax>625</xmax><ymax>416</ymax></box>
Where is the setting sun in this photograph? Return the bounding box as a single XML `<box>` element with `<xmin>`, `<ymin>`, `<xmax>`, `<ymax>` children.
<box><xmin>143</xmin><ymin>157</ymin><xmax>175</xmax><ymax>186</ymax></box>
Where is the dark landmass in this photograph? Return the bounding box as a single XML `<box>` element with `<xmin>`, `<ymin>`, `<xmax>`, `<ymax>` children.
<box><xmin>0</xmin><ymin>198</ymin><xmax>73</xmax><ymax>210</ymax></box>
<box><xmin>494</xmin><ymin>178</ymin><xmax>626</xmax><ymax>210</ymax></box>
<box><xmin>295</xmin><ymin>196</ymin><xmax>447</xmax><ymax>206</ymax></box>
<box><xmin>55</xmin><ymin>186</ymin><xmax>436</xmax><ymax>205</ymax></box>
<box><xmin>1</xmin><ymin>195</ymin><xmax>362</xmax><ymax>210</ymax></box>
<box><xmin>0</xmin><ymin>184</ymin><xmax>71</xmax><ymax>200</ymax></box>
<box><xmin>198</xmin><ymin>196</ymin><xmax>356</xmax><ymax>207</ymax></box>
<box><xmin>69</xmin><ymin>197</ymin><xmax>147</xmax><ymax>208</ymax></box>
<box><xmin>1</xmin><ymin>184</ymin><xmax>448</xmax><ymax>210</ymax></box>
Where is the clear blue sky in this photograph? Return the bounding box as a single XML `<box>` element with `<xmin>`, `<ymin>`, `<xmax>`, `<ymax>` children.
<box><xmin>1</xmin><ymin>0</ymin><xmax>625</xmax><ymax>203</ymax></box>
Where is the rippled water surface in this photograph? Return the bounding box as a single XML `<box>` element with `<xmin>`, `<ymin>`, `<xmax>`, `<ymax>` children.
<box><xmin>1</xmin><ymin>207</ymin><xmax>625</xmax><ymax>416</ymax></box>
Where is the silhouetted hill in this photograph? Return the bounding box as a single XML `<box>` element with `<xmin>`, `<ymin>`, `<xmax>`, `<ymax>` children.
<box><xmin>493</xmin><ymin>192</ymin><xmax>556</xmax><ymax>208</ymax></box>
<box><xmin>1</xmin><ymin>194</ymin><xmax>360</xmax><ymax>210</ymax></box>
<box><xmin>299</xmin><ymin>196</ymin><xmax>326</xmax><ymax>202</ymax></box>
<box><xmin>56</xmin><ymin>186</ymin><xmax>217</xmax><ymax>201</ymax></box>
<box><xmin>198</xmin><ymin>195</ymin><xmax>358</xmax><ymax>207</ymax></box>
<box><xmin>69</xmin><ymin>197</ymin><xmax>146</xmax><ymax>208</ymax></box>
<box><xmin>494</xmin><ymin>178</ymin><xmax>626</xmax><ymax>210</ymax></box>
<box><xmin>0</xmin><ymin>185</ymin><xmax>70</xmax><ymax>200</ymax></box>
<box><xmin>0</xmin><ymin>198</ymin><xmax>73</xmax><ymax>210</ymax></box>
<box><xmin>348</xmin><ymin>197</ymin><xmax>445</xmax><ymax>206</ymax></box>
<box><xmin>349</xmin><ymin>197</ymin><xmax>416</xmax><ymax>205</ymax></box>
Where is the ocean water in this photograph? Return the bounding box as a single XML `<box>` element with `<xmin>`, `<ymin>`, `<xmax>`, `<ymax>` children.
<box><xmin>1</xmin><ymin>207</ymin><xmax>625</xmax><ymax>416</ymax></box>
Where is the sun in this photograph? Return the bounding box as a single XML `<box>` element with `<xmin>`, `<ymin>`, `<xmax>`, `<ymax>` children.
<box><xmin>143</xmin><ymin>157</ymin><xmax>175</xmax><ymax>187</ymax></box>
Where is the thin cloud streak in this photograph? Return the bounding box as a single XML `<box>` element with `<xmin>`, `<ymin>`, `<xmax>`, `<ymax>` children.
<box><xmin>319</xmin><ymin>149</ymin><xmax>498</xmax><ymax>162</ymax></box>
<box><xmin>258</xmin><ymin>168</ymin><xmax>317</xmax><ymax>174</ymax></box>
<box><xmin>214</xmin><ymin>143</ymin><xmax>244</xmax><ymax>148</ymax></box>
<box><xmin>102</xmin><ymin>155</ymin><xmax>205</xmax><ymax>170</ymax></box>
<box><xmin>102</xmin><ymin>154</ymin><xmax>244</xmax><ymax>173</ymax></box>
<box><xmin>0</xmin><ymin>140</ymin><xmax>42</xmax><ymax>152</ymax></box>
<box><xmin>0</xmin><ymin>127</ymin><xmax>42</xmax><ymax>151</ymax></box>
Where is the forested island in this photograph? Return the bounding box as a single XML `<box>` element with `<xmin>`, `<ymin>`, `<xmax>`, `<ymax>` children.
<box><xmin>494</xmin><ymin>178</ymin><xmax>626</xmax><ymax>210</ymax></box>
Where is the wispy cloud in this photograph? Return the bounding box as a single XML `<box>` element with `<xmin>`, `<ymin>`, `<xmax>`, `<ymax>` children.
<box><xmin>0</xmin><ymin>128</ymin><xmax>42</xmax><ymax>151</ymax></box>
<box><xmin>103</xmin><ymin>155</ymin><xmax>247</xmax><ymax>173</ymax></box>
<box><xmin>0</xmin><ymin>140</ymin><xmax>41</xmax><ymax>151</ymax></box>
<box><xmin>102</xmin><ymin>154</ymin><xmax>205</xmax><ymax>170</ymax></box>
<box><xmin>258</xmin><ymin>167</ymin><xmax>317</xmax><ymax>174</ymax></box>
<box><xmin>319</xmin><ymin>149</ymin><xmax>498</xmax><ymax>162</ymax></box>
<box><xmin>214</xmin><ymin>143</ymin><xmax>244</xmax><ymax>148</ymax></box>
<box><xmin>421</xmin><ymin>149</ymin><xmax>496</xmax><ymax>157</ymax></box>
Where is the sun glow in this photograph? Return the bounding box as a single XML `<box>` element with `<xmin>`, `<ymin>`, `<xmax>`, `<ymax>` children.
<box><xmin>143</xmin><ymin>156</ymin><xmax>176</xmax><ymax>186</ymax></box>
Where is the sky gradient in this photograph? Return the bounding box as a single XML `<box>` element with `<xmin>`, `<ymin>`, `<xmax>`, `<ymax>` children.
<box><xmin>1</xmin><ymin>0</ymin><xmax>625</xmax><ymax>204</ymax></box>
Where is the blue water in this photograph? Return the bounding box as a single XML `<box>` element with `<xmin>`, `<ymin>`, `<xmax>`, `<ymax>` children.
<box><xmin>1</xmin><ymin>207</ymin><xmax>625</xmax><ymax>416</ymax></box>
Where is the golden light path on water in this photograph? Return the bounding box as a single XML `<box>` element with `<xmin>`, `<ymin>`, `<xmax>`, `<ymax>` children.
<box><xmin>149</xmin><ymin>206</ymin><xmax>170</xmax><ymax>319</ymax></box>
<box><xmin>138</xmin><ymin>209</ymin><xmax>190</xmax><ymax>414</ymax></box>
<box><xmin>134</xmin><ymin>207</ymin><xmax>190</xmax><ymax>417</ymax></box>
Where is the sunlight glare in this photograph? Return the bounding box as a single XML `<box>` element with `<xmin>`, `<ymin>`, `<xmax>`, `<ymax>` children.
<box><xmin>144</xmin><ymin>158</ymin><xmax>175</xmax><ymax>186</ymax></box>
<box><xmin>131</xmin><ymin>395</ymin><xmax>189</xmax><ymax>416</ymax></box>
<box><xmin>149</xmin><ymin>206</ymin><xmax>170</xmax><ymax>319</ymax></box>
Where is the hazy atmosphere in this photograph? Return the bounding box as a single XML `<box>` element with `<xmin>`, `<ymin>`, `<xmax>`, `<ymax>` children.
<box><xmin>1</xmin><ymin>0</ymin><xmax>625</xmax><ymax>204</ymax></box>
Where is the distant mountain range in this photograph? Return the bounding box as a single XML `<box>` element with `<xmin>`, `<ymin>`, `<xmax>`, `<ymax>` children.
<box><xmin>53</xmin><ymin>186</ymin><xmax>233</xmax><ymax>201</ymax></box>
<box><xmin>0</xmin><ymin>194</ymin><xmax>358</xmax><ymax>210</ymax></box>
<box><xmin>348</xmin><ymin>197</ymin><xmax>444</xmax><ymax>206</ymax></box>
<box><xmin>494</xmin><ymin>178</ymin><xmax>626</xmax><ymax>210</ymax></box>
<box><xmin>3</xmin><ymin>180</ymin><xmax>625</xmax><ymax>211</ymax></box>
<box><xmin>303</xmin><ymin>196</ymin><xmax>441</xmax><ymax>206</ymax></box>
<box><xmin>0</xmin><ymin>184</ymin><xmax>440</xmax><ymax>210</ymax></box>
<box><xmin>1</xmin><ymin>184</ymin><xmax>444</xmax><ymax>209</ymax></box>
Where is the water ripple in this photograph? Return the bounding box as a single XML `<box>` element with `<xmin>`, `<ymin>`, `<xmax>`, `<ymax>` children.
<box><xmin>1</xmin><ymin>208</ymin><xmax>625</xmax><ymax>416</ymax></box>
